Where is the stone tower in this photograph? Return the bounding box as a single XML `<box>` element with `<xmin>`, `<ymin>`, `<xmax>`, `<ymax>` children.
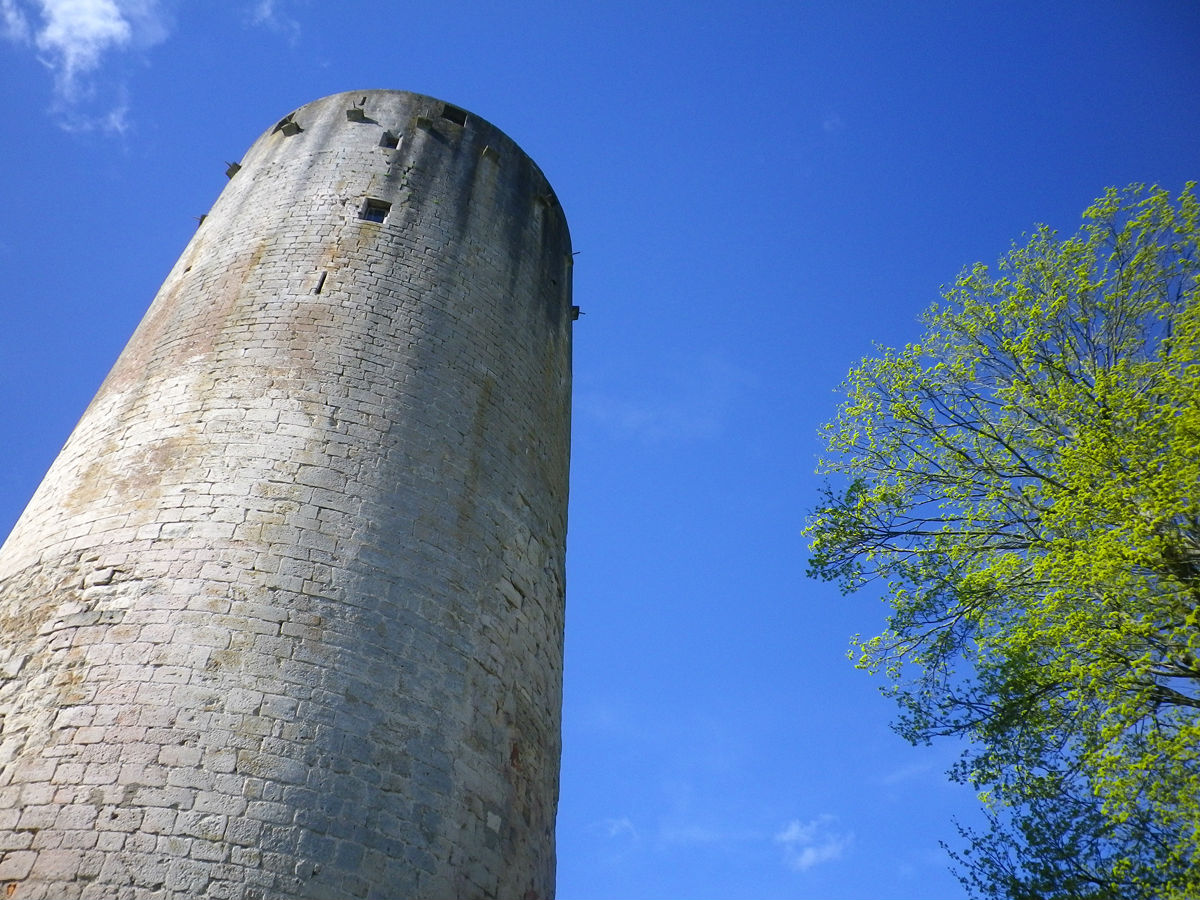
<box><xmin>0</xmin><ymin>90</ymin><xmax>572</xmax><ymax>899</ymax></box>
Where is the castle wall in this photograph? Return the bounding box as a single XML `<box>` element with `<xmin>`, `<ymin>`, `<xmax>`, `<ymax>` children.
<box><xmin>0</xmin><ymin>91</ymin><xmax>572</xmax><ymax>900</ymax></box>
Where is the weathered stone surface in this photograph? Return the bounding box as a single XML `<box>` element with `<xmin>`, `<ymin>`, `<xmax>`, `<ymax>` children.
<box><xmin>0</xmin><ymin>90</ymin><xmax>571</xmax><ymax>899</ymax></box>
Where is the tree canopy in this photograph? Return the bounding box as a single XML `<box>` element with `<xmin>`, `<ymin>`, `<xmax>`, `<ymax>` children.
<box><xmin>807</xmin><ymin>184</ymin><xmax>1199</xmax><ymax>899</ymax></box>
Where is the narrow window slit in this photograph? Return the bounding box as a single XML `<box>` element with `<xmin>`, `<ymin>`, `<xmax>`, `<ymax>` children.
<box><xmin>313</xmin><ymin>271</ymin><xmax>327</xmax><ymax>295</ymax></box>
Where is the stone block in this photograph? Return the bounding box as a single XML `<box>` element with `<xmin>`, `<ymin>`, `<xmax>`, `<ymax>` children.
<box><xmin>0</xmin><ymin>850</ymin><xmax>37</xmax><ymax>879</ymax></box>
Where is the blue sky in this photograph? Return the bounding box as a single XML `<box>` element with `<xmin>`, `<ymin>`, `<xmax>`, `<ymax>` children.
<box><xmin>1</xmin><ymin>2</ymin><xmax>1197</xmax><ymax>897</ymax></box>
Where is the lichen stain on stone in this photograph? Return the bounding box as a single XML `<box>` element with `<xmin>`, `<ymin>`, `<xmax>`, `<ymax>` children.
<box><xmin>60</xmin><ymin>389</ymin><xmax>201</xmax><ymax>519</ymax></box>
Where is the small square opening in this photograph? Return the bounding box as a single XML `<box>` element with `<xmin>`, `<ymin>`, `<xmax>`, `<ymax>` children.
<box><xmin>361</xmin><ymin>199</ymin><xmax>391</xmax><ymax>223</ymax></box>
<box><xmin>441</xmin><ymin>105</ymin><xmax>467</xmax><ymax>126</ymax></box>
<box><xmin>380</xmin><ymin>131</ymin><xmax>399</xmax><ymax>149</ymax></box>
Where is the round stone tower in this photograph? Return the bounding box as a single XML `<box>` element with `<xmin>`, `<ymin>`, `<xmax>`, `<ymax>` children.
<box><xmin>0</xmin><ymin>90</ymin><xmax>572</xmax><ymax>899</ymax></box>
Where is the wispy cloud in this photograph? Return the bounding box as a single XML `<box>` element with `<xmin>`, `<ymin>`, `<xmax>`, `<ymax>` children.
<box><xmin>35</xmin><ymin>0</ymin><xmax>133</xmax><ymax>93</ymax></box>
<box><xmin>594</xmin><ymin>816</ymin><xmax>639</xmax><ymax>841</ymax></box>
<box><xmin>249</xmin><ymin>0</ymin><xmax>299</xmax><ymax>43</ymax></box>
<box><xmin>1</xmin><ymin>0</ymin><xmax>33</xmax><ymax>41</ymax></box>
<box><xmin>3</xmin><ymin>1</ymin><xmax>296</xmax><ymax>131</ymax></box>
<box><xmin>877</xmin><ymin>761</ymin><xmax>934</xmax><ymax>786</ymax></box>
<box><xmin>1</xmin><ymin>0</ymin><xmax>170</xmax><ymax>130</ymax></box>
<box><xmin>775</xmin><ymin>815</ymin><xmax>852</xmax><ymax>871</ymax></box>
<box><xmin>579</xmin><ymin>352</ymin><xmax>754</xmax><ymax>445</ymax></box>
<box><xmin>659</xmin><ymin>822</ymin><xmax>726</xmax><ymax>845</ymax></box>
<box><xmin>587</xmin><ymin>806</ymin><xmax>853</xmax><ymax>877</ymax></box>
<box><xmin>822</xmin><ymin>112</ymin><xmax>845</xmax><ymax>134</ymax></box>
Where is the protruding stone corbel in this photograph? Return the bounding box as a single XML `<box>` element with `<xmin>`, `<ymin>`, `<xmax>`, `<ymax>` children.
<box><xmin>275</xmin><ymin>112</ymin><xmax>302</xmax><ymax>136</ymax></box>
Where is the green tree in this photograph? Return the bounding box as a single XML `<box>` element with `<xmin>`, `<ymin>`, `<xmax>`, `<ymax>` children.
<box><xmin>806</xmin><ymin>184</ymin><xmax>1200</xmax><ymax>899</ymax></box>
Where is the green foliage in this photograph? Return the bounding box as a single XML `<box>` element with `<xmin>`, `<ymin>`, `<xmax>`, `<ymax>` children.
<box><xmin>943</xmin><ymin>774</ymin><xmax>1173</xmax><ymax>900</ymax></box>
<box><xmin>807</xmin><ymin>184</ymin><xmax>1200</xmax><ymax>898</ymax></box>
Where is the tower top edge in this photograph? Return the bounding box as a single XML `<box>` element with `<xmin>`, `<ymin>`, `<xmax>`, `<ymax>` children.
<box><xmin>250</xmin><ymin>90</ymin><xmax>561</xmax><ymax>202</ymax></box>
<box><xmin>285</xmin><ymin>89</ymin><xmax>466</xmax><ymax>115</ymax></box>
<box><xmin>264</xmin><ymin>90</ymin><xmax>511</xmax><ymax>150</ymax></box>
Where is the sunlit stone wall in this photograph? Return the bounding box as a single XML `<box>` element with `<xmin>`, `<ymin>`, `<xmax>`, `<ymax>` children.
<box><xmin>0</xmin><ymin>90</ymin><xmax>572</xmax><ymax>900</ymax></box>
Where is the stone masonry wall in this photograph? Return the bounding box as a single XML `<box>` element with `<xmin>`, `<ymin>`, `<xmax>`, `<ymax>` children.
<box><xmin>0</xmin><ymin>91</ymin><xmax>572</xmax><ymax>900</ymax></box>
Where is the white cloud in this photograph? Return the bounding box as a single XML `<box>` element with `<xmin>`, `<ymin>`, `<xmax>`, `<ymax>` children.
<box><xmin>774</xmin><ymin>815</ymin><xmax>852</xmax><ymax>872</ymax></box>
<box><xmin>2</xmin><ymin>1</ymin><xmax>291</xmax><ymax>131</ymax></box>
<box><xmin>35</xmin><ymin>0</ymin><xmax>132</xmax><ymax>93</ymax></box>
<box><xmin>0</xmin><ymin>0</ymin><xmax>173</xmax><ymax>130</ymax></box>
